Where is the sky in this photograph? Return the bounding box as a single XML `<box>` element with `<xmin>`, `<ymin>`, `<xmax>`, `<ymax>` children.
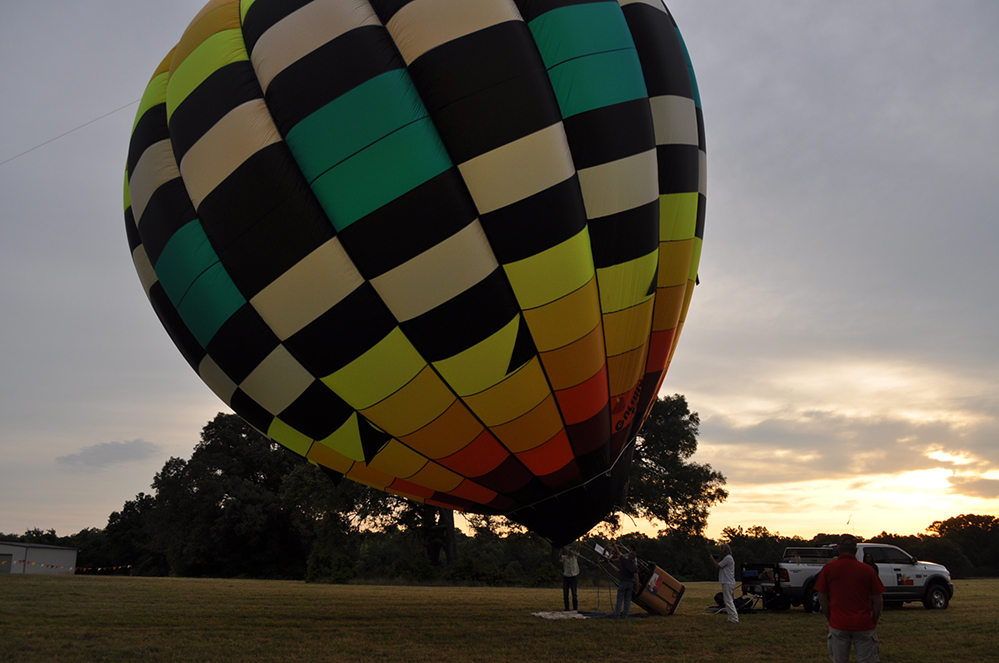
<box><xmin>1</xmin><ymin>1</ymin><xmax>996</xmax><ymax>543</ymax></box>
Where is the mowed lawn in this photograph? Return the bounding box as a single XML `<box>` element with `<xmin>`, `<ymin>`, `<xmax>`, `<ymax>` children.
<box><xmin>1</xmin><ymin>575</ymin><xmax>994</xmax><ymax>662</ymax></box>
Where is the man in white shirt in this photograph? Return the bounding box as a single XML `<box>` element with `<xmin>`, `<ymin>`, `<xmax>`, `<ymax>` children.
<box><xmin>559</xmin><ymin>543</ymin><xmax>580</xmax><ymax>611</ymax></box>
<box><xmin>710</xmin><ymin>543</ymin><xmax>739</xmax><ymax>623</ymax></box>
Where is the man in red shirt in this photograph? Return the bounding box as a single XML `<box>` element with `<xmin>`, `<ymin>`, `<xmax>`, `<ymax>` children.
<box><xmin>815</xmin><ymin>534</ymin><xmax>886</xmax><ymax>663</ymax></box>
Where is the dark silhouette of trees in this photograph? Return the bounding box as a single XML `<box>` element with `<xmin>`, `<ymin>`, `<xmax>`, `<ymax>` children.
<box><xmin>720</xmin><ymin>525</ymin><xmax>807</xmax><ymax>574</ymax></box>
<box><xmin>18</xmin><ymin>528</ymin><xmax>60</xmax><ymax>545</ymax></box>
<box><xmin>926</xmin><ymin>514</ymin><xmax>999</xmax><ymax>575</ymax></box>
<box><xmin>104</xmin><ymin>492</ymin><xmax>167</xmax><ymax>574</ymax></box>
<box><xmin>619</xmin><ymin>394</ymin><xmax>728</xmax><ymax>536</ymax></box>
<box><xmin>146</xmin><ymin>414</ymin><xmax>328</xmax><ymax>577</ymax></box>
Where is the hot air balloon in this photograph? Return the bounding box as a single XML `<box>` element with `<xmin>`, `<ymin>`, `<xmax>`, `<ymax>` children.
<box><xmin>124</xmin><ymin>0</ymin><xmax>705</xmax><ymax>546</ymax></box>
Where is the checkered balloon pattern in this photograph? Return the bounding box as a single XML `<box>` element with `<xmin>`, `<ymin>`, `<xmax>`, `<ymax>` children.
<box><xmin>124</xmin><ymin>0</ymin><xmax>706</xmax><ymax>545</ymax></box>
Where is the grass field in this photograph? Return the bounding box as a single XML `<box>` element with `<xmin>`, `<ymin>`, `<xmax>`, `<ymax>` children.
<box><xmin>1</xmin><ymin>575</ymin><xmax>994</xmax><ymax>662</ymax></box>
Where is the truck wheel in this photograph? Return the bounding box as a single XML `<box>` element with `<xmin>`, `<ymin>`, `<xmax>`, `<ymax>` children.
<box><xmin>922</xmin><ymin>584</ymin><xmax>949</xmax><ymax>610</ymax></box>
<box><xmin>803</xmin><ymin>581</ymin><xmax>821</xmax><ymax>613</ymax></box>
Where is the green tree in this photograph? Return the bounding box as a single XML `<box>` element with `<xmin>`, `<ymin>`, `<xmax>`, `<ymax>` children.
<box><xmin>279</xmin><ymin>463</ymin><xmax>381</xmax><ymax>545</ymax></box>
<box><xmin>362</xmin><ymin>500</ymin><xmax>461</xmax><ymax>568</ymax></box>
<box><xmin>19</xmin><ymin>528</ymin><xmax>60</xmax><ymax>545</ymax></box>
<box><xmin>282</xmin><ymin>463</ymin><xmax>413</xmax><ymax>583</ymax></box>
<box><xmin>61</xmin><ymin>528</ymin><xmax>110</xmax><ymax>571</ymax></box>
<box><xmin>105</xmin><ymin>492</ymin><xmax>169</xmax><ymax>575</ymax></box>
<box><xmin>620</xmin><ymin>394</ymin><xmax>728</xmax><ymax>536</ymax></box>
<box><xmin>866</xmin><ymin>531</ymin><xmax>921</xmax><ymax>550</ymax></box>
<box><xmin>909</xmin><ymin>537</ymin><xmax>974</xmax><ymax>579</ymax></box>
<box><xmin>148</xmin><ymin>413</ymin><xmax>314</xmax><ymax>578</ymax></box>
<box><xmin>720</xmin><ymin>525</ymin><xmax>806</xmax><ymax>575</ymax></box>
<box><xmin>927</xmin><ymin>514</ymin><xmax>999</xmax><ymax>575</ymax></box>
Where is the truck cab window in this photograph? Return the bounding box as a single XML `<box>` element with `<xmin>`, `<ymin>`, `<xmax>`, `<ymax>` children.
<box><xmin>885</xmin><ymin>548</ymin><xmax>914</xmax><ymax>565</ymax></box>
<box><xmin>863</xmin><ymin>547</ymin><xmax>889</xmax><ymax>564</ymax></box>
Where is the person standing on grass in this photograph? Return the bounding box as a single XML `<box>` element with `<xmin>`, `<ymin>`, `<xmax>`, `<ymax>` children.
<box><xmin>611</xmin><ymin>543</ymin><xmax>639</xmax><ymax>617</ymax></box>
<box><xmin>710</xmin><ymin>543</ymin><xmax>739</xmax><ymax>623</ymax></box>
<box><xmin>559</xmin><ymin>542</ymin><xmax>580</xmax><ymax>611</ymax></box>
<box><xmin>816</xmin><ymin>534</ymin><xmax>886</xmax><ymax>663</ymax></box>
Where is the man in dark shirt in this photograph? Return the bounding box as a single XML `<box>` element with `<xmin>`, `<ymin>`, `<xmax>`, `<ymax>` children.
<box><xmin>611</xmin><ymin>543</ymin><xmax>640</xmax><ymax>617</ymax></box>
<box><xmin>816</xmin><ymin>534</ymin><xmax>886</xmax><ymax>663</ymax></box>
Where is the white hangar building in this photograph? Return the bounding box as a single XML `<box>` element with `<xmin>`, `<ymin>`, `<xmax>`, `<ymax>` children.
<box><xmin>0</xmin><ymin>541</ymin><xmax>78</xmax><ymax>575</ymax></box>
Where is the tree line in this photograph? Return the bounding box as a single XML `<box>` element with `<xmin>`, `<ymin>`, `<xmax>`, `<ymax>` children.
<box><xmin>3</xmin><ymin>396</ymin><xmax>996</xmax><ymax>583</ymax></box>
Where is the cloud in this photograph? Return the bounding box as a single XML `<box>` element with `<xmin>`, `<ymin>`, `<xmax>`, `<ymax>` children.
<box><xmin>56</xmin><ymin>439</ymin><xmax>160</xmax><ymax>469</ymax></box>
<box><xmin>700</xmin><ymin>468</ymin><xmax>988</xmax><ymax>540</ymax></box>
<box><xmin>947</xmin><ymin>476</ymin><xmax>999</xmax><ymax>500</ymax></box>
<box><xmin>696</xmin><ymin>405</ymin><xmax>998</xmax><ymax>487</ymax></box>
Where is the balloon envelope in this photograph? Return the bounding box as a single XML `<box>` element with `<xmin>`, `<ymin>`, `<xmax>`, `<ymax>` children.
<box><xmin>124</xmin><ymin>0</ymin><xmax>705</xmax><ymax>546</ymax></box>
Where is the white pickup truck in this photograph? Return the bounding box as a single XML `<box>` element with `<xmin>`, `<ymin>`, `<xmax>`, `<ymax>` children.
<box><xmin>740</xmin><ymin>543</ymin><xmax>954</xmax><ymax>611</ymax></box>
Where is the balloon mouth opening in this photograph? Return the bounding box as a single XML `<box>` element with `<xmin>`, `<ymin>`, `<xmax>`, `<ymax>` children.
<box><xmin>505</xmin><ymin>439</ymin><xmax>636</xmax><ymax>547</ymax></box>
